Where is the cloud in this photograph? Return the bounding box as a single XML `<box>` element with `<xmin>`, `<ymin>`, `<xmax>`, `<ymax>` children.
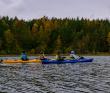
<box><xmin>0</xmin><ymin>0</ymin><xmax>110</xmax><ymax>20</ymax></box>
<box><xmin>0</xmin><ymin>0</ymin><xmax>25</xmax><ymax>18</ymax></box>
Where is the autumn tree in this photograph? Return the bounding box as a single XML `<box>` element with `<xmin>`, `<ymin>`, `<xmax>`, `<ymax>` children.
<box><xmin>35</xmin><ymin>25</ymin><xmax>45</xmax><ymax>53</ymax></box>
<box><xmin>0</xmin><ymin>39</ymin><xmax>2</xmax><ymax>51</ymax></box>
<box><xmin>32</xmin><ymin>23</ymin><xmax>38</xmax><ymax>41</ymax></box>
<box><xmin>4</xmin><ymin>29</ymin><xmax>14</xmax><ymax>53</ymax></box>
<box><xmin>107</xmin><ymin>32</ymin><xmax>110</xmax><ymax>52</ymax></box>
<box><xmin>13</xmin><ymin>20</ymin><xmax>31</xmax><ymax>50</ymax></box>
<box><xmin>53</xmin><ymin>35</ymin><xmax>62</xmax><ymax>53</ymax></box>
<box><xmin>54</xmin><ymin>19</ymin><xmax>58</xmax><ymax>29</ymax></box>
<box><xmin>0</xmin><ymin>16</ymin><xmax>110</xmax><ymax>54</ymax></box>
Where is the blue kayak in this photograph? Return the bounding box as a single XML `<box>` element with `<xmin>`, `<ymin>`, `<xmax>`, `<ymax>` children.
<box><xmin>42</xmin><ymin>58</ymin><xmax>94</xmax><ymax>64</ymax></box>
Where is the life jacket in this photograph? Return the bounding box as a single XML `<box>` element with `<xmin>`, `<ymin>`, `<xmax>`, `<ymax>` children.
<box><xmin>55</xmin><ymin>55</ymin><xmax>63</xmax><ymax>61</ymax></box>
<box><xmin>20</xmin><ymin>53</ymin><xmax>29</xmax><ymax>60</ymax></box>
<box><xmin>21</xmin><ymin>53</ymin><xmax>25</xmax><ymax>60</ymax></box>
<box><xmin>70</xmin><ymin>54</ymin><xmax>74</xmax><ymax>59</ymax></box>
<box><xmin>55</xmin><ymin>55</ymin><xmax>59</xmax><ymax>60</ymax></box>
<box><xmin>70</xmin><ymin>54</ymin><xmax>79</xmax><ymax>60</ymax></box>
<box><xmin>39</xmin><ymin>54</ymin><xmax>44</xmax><ymax>59</ymax></box>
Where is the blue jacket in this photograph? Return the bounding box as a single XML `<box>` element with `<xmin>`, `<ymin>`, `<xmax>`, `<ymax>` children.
<box><xmin>21</xmin><ymin>53</ymin><xmax>29</xmax><ymax>60</ymax></box>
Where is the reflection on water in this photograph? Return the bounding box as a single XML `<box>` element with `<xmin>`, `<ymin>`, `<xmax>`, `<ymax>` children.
<box><xmin>0</xmin><ymin>56</ymin><xmax>110</xmax><ymax>93</ymax></box>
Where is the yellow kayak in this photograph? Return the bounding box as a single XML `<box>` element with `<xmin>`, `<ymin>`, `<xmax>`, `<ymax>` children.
<box><xmin>2</xmin><ymin>59</ymin><xmax>42</xmax><ymax>64</ymax></box>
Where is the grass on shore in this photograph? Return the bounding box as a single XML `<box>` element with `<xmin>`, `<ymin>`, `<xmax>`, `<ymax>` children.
<box><xmin>0</xmin><ymin>52</ymin><xmax>110</xmax><ymax>57</ymax></box>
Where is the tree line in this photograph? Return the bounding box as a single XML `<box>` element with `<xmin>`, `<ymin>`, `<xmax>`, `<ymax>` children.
<box><xmin>0</xmin><ymin>16</ymin><xmax>110</xmax><ymax>54</ymax></box>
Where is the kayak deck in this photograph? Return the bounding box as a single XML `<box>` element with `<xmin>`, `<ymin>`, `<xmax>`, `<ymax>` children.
<box><xmin>42</xmin><ymin>58</ymin><xmax>94</xmax><ymax>64</ymax></box>
<box><xmin>3</xmin><ymin>59</ymin><xmax>42</xmax><ymax>64</ymax></box>
<box><xmin>1</xmin><ymin>58</ymin><xmax>94</xmax><ymax>64</ymax></box>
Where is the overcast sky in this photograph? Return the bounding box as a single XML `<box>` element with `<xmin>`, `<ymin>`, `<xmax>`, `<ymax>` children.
<box><xmin>0</xmin><ymin>0</ymin><xmax>110</xmax><ymax>21</ymax></box>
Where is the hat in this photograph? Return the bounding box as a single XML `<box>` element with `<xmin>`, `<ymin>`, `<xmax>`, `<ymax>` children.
<box><xmin>71</xmin><ymin>51</ymin><xmax>74</xmax><ymax>54</ymax></box>
<box><xmin>57</xmin><ymin>51</ymin><xmax>60</xmax><ymax>54</ymax></box>
<box><xmin>40</xmin><ymin>51</ymin><xmax>43</xmax><ymax>54</ymax></box>
<box><xmin>23</xmin><ymin>51</ymin><xmax>25</xmax><ymax>53</ymax></box>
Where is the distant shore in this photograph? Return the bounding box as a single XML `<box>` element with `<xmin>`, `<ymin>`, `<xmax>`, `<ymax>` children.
<box><xmin>0</xmin><ymin>52</ymin><xmax>110</xmax><ymax>57</ymax></box>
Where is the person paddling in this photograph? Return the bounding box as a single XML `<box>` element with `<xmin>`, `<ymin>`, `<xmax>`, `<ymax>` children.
<box><xmin>20</xmin><ymin>51</ymin><xmax>29</xmax><ymax>60</ymax></box>
<box><xmin>39</xmin><ymin>51</ymin><xmax>46</xmax><ymax>60</ymax></box>
<box><xmin>55</xmin><ymin>51</ymin><xmax>65</xmax><ymax>61</ymax></box>
<box><xmin>70</xmin><ymin>50</ymin><xmax>85</xmax><ymax>60</ymax></box>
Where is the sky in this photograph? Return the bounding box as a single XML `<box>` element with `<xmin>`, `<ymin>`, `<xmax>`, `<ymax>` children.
<box><xmin>0</xmin><ymin>0</ymin><xmax>110</xmax><ymax>21</ymax></box>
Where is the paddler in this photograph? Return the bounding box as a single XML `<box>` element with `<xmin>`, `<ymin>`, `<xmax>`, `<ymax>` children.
<box><xmin>39</xmin><ymin>51</ymin><xmax>46</xmax><ymax>60</ymax></box>
<box><xmin>55</xmin><ymin>51</ymin><xmax>65</xmax><ymax>61</ymax></box>
<box><xmin>20</xmin><ymin>51</ymin><xmax>29</xmax><ymax>60</ymax></box>
<box><xmin>70</xmin><ymin>50</ymin><xmax>85</xmax><ymax>60</ymax></box>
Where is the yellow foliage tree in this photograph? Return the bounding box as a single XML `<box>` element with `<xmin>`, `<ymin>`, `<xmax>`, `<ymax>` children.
<box><xmin>36</xmin><ymin>25</ymin><xmax>46</xmax><ymax>53</ymax></box>
<box><xmin>78</xmin><ymin>41</ymin><xmax>81</xmax><ymax>54</ymax></box>
<box><xmin>65</xmin><ymin>18</ymin><xmax>68</xmax><ymax>26</ymax></box>
<box><xmin>0</xmin><ymin>39</ymin><xmax>2</xmax><ymax>50</ymax></box>
<box><xmin>87</xmin><ymin>19</ymin><xmax>90</xmax><ymax>26</ymax></box>
<box><xmin>44</xmin><ymin>21</ymin><xmax>51</xmax><ymax>38</ymax></box>
<box><xmin>32</xmin><ymin>23</ymin><xmax>38</xmax><ymax>41</ymax></box>
<box><xmin>65</xmin><ymin>46</ymin><xmax>72</xmax><ymax>54</ymax></box>
<box><xmin>5</xmin><ymin>29</ymin><xmax>14</xmax><ymax>48</ymax></box>
<box><xmin>93</xmin><ymin>49</ymin><xmax>95</xmax><ymax>54</ymax></box>
<box><xmin>53</xmin><ymin>35</ymin><xmax>62</xmax><ymax>53</ymax></box>
<box><xmin>43</xmin><ymin>21</ymin><xmax>52</xmax><ymax>50</ymax></box>
<box><xmin>107</xmin><ymin>32</ymin><xmax>110</xmax><ymax>52</ymax></box>
<box><xmin>37</xmin><ymin>25</ymin><xmax>44</xmax><ymax>44</ymax></box>
<box><xmin>11</xmin><ymin>41</ymin><xmax>21</xmax><ymax>54</ymax></box>
<box><xmin>30</xmin><ymin>49</ymin><xmax>35</xmax><ymax>54</ymax></box>
<box><xmin>82</xmin><ymin>42</ymin><xmax>85</xmax><ymax>53</ymax></box>
<box><xmin>54</xmin><ymin>19</ymin><xmax>58</xmax><ymax>28</ymax></box>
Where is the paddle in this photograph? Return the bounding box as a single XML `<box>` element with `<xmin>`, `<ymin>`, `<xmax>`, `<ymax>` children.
<box><xmin>0</xmin><ymin>59</ymin><xmax>3</xmax><ymax>64</ymax></box>
<box><xmin>78</xmin><ymin>56</ymin><xmax>85</xmax><ymax>60</ymax></box>
<box><xmin>62</xmin><ymin>56</ymin><xmax>66</xmax><ymax>58</ymax></box>
<box><xmin>35</xmin><ymin>58</ymin><xmax>38</xmax><ymax>59</ymax></box>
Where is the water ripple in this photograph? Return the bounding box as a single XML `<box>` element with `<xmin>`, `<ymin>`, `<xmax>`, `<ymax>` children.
<box><xmin>0</xmin><ymin>56</ymin><xmax>110</xmax><ymax>93</ymax></box>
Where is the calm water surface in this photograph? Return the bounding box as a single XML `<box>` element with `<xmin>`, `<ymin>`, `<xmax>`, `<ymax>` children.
<box><xmin>0</xmin><ymin>56</ymin><xmax>110</xmax><ymax>93</ymax></box>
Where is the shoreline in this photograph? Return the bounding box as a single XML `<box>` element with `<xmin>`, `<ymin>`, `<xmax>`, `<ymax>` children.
<box><xmin>0</xmin><ymin>53</ymin><xmax>110</xmax><ymax>57</ymax></box>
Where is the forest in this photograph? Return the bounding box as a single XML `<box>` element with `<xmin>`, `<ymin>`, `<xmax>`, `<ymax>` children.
<box><xmin>0</xmin><ymin>16</ymin><xmax>110</xmax><ymax>55</ymax></box>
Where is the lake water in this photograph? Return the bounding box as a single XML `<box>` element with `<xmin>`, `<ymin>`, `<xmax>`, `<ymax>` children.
<box><xmin>0</xmin><ymin>56</ymin><xmax>110</xmax><ymax>93</ymax></box>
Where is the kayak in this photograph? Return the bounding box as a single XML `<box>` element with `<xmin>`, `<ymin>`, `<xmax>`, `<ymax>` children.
<box><xmin>42</xmin><ymin>58</ymin><xmax>94</xmax><ymax>64</ymax></box>
<box><xmin>0</xmin><ymin>58</ymin><xmax>55</xmax><ymax>64</ymax></box>
<box><xmin>2</xmin><ymin>59</ymin><xmax>42</xmax><ymax>64</ymax></box>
